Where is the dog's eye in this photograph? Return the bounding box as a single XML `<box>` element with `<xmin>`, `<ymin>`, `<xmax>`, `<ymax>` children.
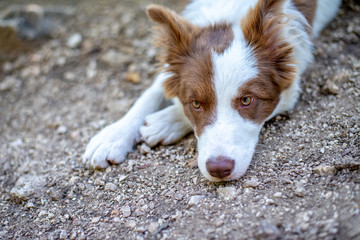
<box><xmin>192</xmin><ymin>100</ymin><xmax>201</xmax><ymax>110</ymax></box>
<box><xmin>240</xmin><ymin>96</ymin><xmax>253</xmax><ymax>106</ymax></box>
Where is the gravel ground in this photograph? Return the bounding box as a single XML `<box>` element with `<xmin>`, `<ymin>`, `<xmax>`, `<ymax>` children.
<box><xmin>0</xmin><ymin>0</ymin><xmax>359</xmax><ymax>239</ymax></box>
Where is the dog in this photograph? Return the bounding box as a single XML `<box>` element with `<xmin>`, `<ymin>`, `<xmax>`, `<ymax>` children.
<box><xmin>83</xmin><ymin>0</ymin><xmax>341</xmax><ymax>181</ymax></box>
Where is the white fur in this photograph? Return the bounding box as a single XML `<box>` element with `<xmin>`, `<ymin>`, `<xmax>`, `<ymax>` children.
<box><xmin>197</xmin><ymin>27</ymin><xmax>259</xmax><ymax>181</ymax></box>
<box><xmin>140</xmin><ymin>99</ymin><xmax>192</xmax><ymax>147</ymax></box>
<box><xmin>313</xmin><ymin>0</ymin><xmax>341</xmax><ymax>37</ymax></box>
<box><xmin>83</xmin><ymin>72</ymin><xmax>169</xmax><ymax>168</ymax></box>
<box><xmin>83</xmin><ymin>0</ymin><xmax>341</xmax><ymax>180</ymax></box>
<box><xmin>182</xmin><ymin>0</ymin><xmax>258</xmax><ymax>27</ymax></box>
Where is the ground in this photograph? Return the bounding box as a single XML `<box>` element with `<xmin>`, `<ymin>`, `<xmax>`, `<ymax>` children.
<box><xmin>0</xmin><ymin>0</ymin><xmax>359</xmax><ymax>239</ymax></box>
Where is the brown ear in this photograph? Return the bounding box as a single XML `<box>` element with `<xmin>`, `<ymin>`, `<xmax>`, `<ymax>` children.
<box><xmin>241</xmin><ymin>0</ymin><xmax>296</xmax><ymax>91</ymax></box>
<box><xmin>147</xmin><ymin>5</ymin><xmax>199</xmax><ymax>98</ymax></box>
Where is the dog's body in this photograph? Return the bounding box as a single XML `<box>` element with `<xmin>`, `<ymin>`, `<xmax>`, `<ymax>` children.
<box><xmin>83</xmin><ymin>0</ymin><xmax>341</xmax><ymax>181</ymax></box>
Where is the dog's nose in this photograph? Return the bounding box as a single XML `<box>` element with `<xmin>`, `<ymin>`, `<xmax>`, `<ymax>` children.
<box><xmin>206</xmin><ymin>156</ymin><xmax>235</xmax><ymax>179</ymax></box>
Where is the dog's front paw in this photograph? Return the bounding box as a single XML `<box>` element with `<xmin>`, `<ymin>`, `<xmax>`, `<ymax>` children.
<box><xmin>140</xmin><ymin>105</ymin><xmax>192</xmax><ymax>147</ymax></box>
<box><xmin>83</xmin><ymin>120</ymin><xmax>139</xmax><ymax>169</ymax></box>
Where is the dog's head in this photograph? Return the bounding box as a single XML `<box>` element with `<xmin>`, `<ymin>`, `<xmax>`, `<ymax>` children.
<box><xmin>147</xmin><ymin>1</ymin><xmax>296</xmax><ymax>181</ymax></box>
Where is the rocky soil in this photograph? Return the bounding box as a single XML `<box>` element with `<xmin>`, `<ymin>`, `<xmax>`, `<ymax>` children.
<box><xmin>0</xmin><ymin>0</ymin><xmax>359</xmax><ymax>239</ymax></box>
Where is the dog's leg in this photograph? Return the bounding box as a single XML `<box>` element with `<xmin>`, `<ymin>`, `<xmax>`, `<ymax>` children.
<box><xmin>140</xmin><ymin>99</ymin><xmax>193</xmax><ymax>147</ymax></box>
<box><xmin>83</xmin><ymin>72</ymin><xmax>170</xmax><ymax>169</ymax></box>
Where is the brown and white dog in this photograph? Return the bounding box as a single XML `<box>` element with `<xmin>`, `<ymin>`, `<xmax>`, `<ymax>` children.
<box><xmin>83</xmin><ymin>0</ymin><xmax>341</xmax><ymax>181</ymax></box>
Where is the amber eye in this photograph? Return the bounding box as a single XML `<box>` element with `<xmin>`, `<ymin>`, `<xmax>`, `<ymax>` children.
<box><xmin>240</xmin><ymin>96</ymin><xmax>253</xmax><ymax>106</ymax></box>
<box><xmin>192</xmin><ymin>100</ymin><xmax>201</xmax><ymax>110</ymax></box>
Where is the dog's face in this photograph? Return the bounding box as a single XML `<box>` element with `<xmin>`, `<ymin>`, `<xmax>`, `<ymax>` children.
<box><xmin>148</xmin><ymin>1</ymin><xmax>296</xmax><ymax>181</ymax></box>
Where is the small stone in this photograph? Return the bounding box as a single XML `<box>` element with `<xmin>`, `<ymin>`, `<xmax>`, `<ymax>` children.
<box><xmin>325</xmin><ymin>192</ymin><xmax>333</xmax><ymax>199</ymax></box>
<box><xmin>38</xmin><ymin>210</ymin><xmax>47</xmax><ymax>217</ymax></box>
<box><xmin>10</xmin><ymin>175</ymin><xmax>47</xmax><ymax>200</ymax></box>
<box><xmin>25</xmin><ymin>202</ymin><xmax>35</xmax><ymax>208</ymax></box>
<box><xmin>94</xmin><ymin>179</ymin><xmax>105</xmax><ymax>186</ymax></box>
<box><xmin>0</xmin><ymin>76</ymin><xmax>17</xmax><ymax>92</ymax></box>
<box><xmin>118</xmin><ymin>175</ymin><xmax>127</xmax><ymax>182</ymax></box>
<box><xmin>121</xmin><ymin>205</ymin><xmax>131</xmax><ymax>217</ymax></box>
<box><xmin>100</xmin><ymin>49</ymin><xmax>131</xmax><ymax>67</ymax></box>
<box><xmin>148</xmin><ymin>222</ymin><xmax>159</xmax><ymax>234</ymax></box>
<box><xmin>313</xmin><ymin>165</ymin><xmax>337</xmax><ymax>176</ymax></box>
<box><xmin>125</xmin><ymin>220</ymin><xmax>137</xmax><ymax>228</ymax></box>
<box><xmin>68</xmin><ymin>176</ymin><xmax>80</xmax><ymax>185</ymax></box>
<box><xmin>105</xmin><ymin>182</ymin><xmax>117</xmax><ymax>192</ymax></box>
<box><xmin>273</xmin><ymin>192</ymin><xmax>282</xmax><ymax>198</ymax></box>
<box><xmin>125</xmin><ymin>72</ymin><xmax>141</xmax><ymax>84</ymax></box>
<box><xmin>59</xmin><ymin>230</ymin><xmax>68</xmax><ymax>240</ymax></box>
<box><xmin>20</xmin><ymin>65</ymin><xmax>41</xmax><ymax>78</ymax></box>
<box><xmin>217</xmin><ymin>186</ymin><xmax>237</xmax><ymax>200</ymax></box>
<box><xmin>57</xmin><ymin>125</ymin><xmax>68</xmax><ymax>134</ymax></box>
<box><xmin>140</xmin><ymin>143</ymin><xmax>151</xmax><ymax>154</ymax></box>
<box><xmin>10</xmin><ymin>139</ymin><xmax>23</xmax><ymax>148</ymax></box>
<box><xmin>86</xmin><ymin>60</ymin><xmax>97</xmax><ymax>79</ymax></box>
<box><xmin>322</xmin><ymin>80</ymin><xmax>339</xmax><ymax>95</ymax></box>
<box><xmin>66</xmin><ymin>33</ymin><xmax>82</xmax><ymax>48</ymax></box>
<box><xmin>91</xmin><ymin>216</ymin><xmax>101</xmax><ymax>223</ymax></box>
<box><xmin>188</xmin><ymin>195</ymin><xmax>205</xmax><ymax>207</ymax></box>
<box><xmin>70</xmin><ymin>231</ymin><xmax>77</xmax><ymax>240</ymax></box>
<box><xmin>70</xmin><ymin>232</ymin><xmax>77</xmax><ymax>240</ymax></box>
<box><xmin>70</xmin><ymin>130</ymin><xmax>80</xmax><ymax>140</ymax></box>
<box><xmin>258</xmin><ymin>220</ymin><xmax>280</xmax><ymax>239</ymax></box>
<box><xmin>214</xmin><ymin>220</ymin><xmax>224</xmax><ymax>227</ymax></box>
<box><xmin>266</xmin><ymin>199</ymin><xmax>276</xmax><ymax>205</ymax></box>
<box><xmin>295</xmin><ymin>183</ymin><xmax>306</xmax><ymax>197</ymax></box>
<box><xmin>64</xmin><ymin>71</ymin><xmax>76</xmax><ymax>81</ymax></box>
<box><xmin>243</xmin><ymin>178</ymin><xmax>260</xmax><ymax>188</ymax></box>
<box><xmin>174</xmin><ymin>192</ymin><xmax>184</xmax><ymax>200</ymax></box>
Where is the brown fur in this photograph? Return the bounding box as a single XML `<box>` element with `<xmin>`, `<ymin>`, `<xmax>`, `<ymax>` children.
<box><xmin>147</xmin><ymin>5</ymin><xmax>200</xmax><ymax>98</ymax></box>
<box><xmin>148</xmin><ymin>5</ymin><xmax>234</xmax><ymax>136</ymax></box>
<box><xmin>239</xmin><ymin>0</ymin><xmax>297</xmax><ymax>123</ymax></box>
<box><xmin>293</xmin><ymin>0</ymin><xmax>317</xmax><ymax>27</ymax></box>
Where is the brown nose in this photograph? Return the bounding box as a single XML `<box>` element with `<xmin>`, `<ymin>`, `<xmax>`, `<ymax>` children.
<box><xmin>206</xmin><ymin>156</ymin><xmax>235</xmax><ymax>178</ymax></box>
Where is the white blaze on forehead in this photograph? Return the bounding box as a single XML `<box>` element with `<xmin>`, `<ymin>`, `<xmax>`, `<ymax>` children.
<box><xmin>196</xmin><ymin>25</ymin><xmax>261</xmax><ymax>181</ymax></box>
<box><xmin>212</xmin><ymin>25</ymin><xmax>258</xmax><ymax>106</ymax></box>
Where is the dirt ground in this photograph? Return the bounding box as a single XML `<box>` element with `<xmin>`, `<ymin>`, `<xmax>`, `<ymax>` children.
<box><xmin>0</xmin><ymin>0</ymin><xmax>359</xmax><ymax>239</ymax></box>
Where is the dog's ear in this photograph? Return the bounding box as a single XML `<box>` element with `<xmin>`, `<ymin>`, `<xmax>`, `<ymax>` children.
<box><xmin>241</xmin><ymin>0</ymin><xmax>296</xmax><ymax>91</ymax></box>
<box><xmin>147</xmin><ymin>5</ymin><xmax>199</xmax><ymax>97</ymax></box>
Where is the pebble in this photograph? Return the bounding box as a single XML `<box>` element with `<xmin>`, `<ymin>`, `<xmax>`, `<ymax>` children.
<box><xmin>174</xmin><ymin>192</ymin><xmax>184</xmax><ymax>200</ymax></box>
<box><xmin>295</xmin><ymin>183</ymin><xmax>306</xmax><ymax>197</ymax></box>
<box><xmin>57</xmin><ymin>125</ymin><xmax>68</xmax><ymax>134</ymax></box>
<box><xmin>214</xmin><ymin>220</ymin><xmax>224</xmax><ymax>227</ymax></box>
<box><xmin>10</xmin><ymin>175</ymin><xmax>47</xmax><ymax>200</ymax></box>
<box><xmin>126</xmin><ymin>72</ymin><xmax>141</xmax><ymax>84</ymax></box>
<box><xmin>140</xmin><ymin>143</ymin><xmax>151</xmax><ymax>154</ymax></box>
<box><xmin>217</xmin><ymin>186</ymin><xmax>237</xmax><ymax>200</ymax></box>
<box><xmin>38</xmin><ymin>210</ymin><xmax>48</xmax><ymax>217</ymax></box>
<box><xmin>105</xmin><ymin>182</ymin><xmax>118</xmax><ymax>192</ymax></box>
<box><xmin>148</xmin><ymin>222</ymin><xmax>159</xmax><ymax>234</ymax></box>
<box><xmin>125</xmin><ymin>220</ymin><xmax>137</xmax><ymax>228</ymax></box>
<box><xmin>258</xmin><ymin>220</ymin><xmax>280</xmax><ymax>239</ymax></box>
<box><xmin>9</xmin><ymin>138</ymin><xmax>23</xmax><ymax>148</ymax></box>
<box><xmin>66</xmin><ymin>33</ymin><xmax>82</xmax><ymax>48</ymax></box>
<box><xmin>0</xmin><ymin>76</ymin><xmax>17</xmax><ymax>91</ymax></box>
<box><xmin>100</xmin><ymin>49</ymin><xmax>131</xmax><ymax>67</ymax></box>
<box><xmin>121</xmin><ymin>205</ymin><xmax>131</xmax><ymax>217</ymax></box>
<box><xmin>59</xmin><ymin>230</ymin><xmax>68</xmax><ymax>240</ymax></box>
<box><xmin>273</xmin><ymin>192</ymin><xmax>282</xmax><ymax>198</ymax></box>
<box><xmin>313</xmin><ymin>165</ymin><xmax>337</xmax><ymax>176</ymax></box>
<box><xmin>322</xmin><ymin>80</ymin><xmax>339</xmax><ymax>95</ymax></box>
<box><xmin>243</xmin><ymin>178</ymin><xmax>260</xmax><ymax>188</ymax></box>
<box><xmin>91</xmin><ymin>217</ymin><xmax>101</xmax><ymax>223</ymax></box>
<box><xmin>188</xmin><ymin>195</ymin><xmax>205</xmax><ymax>207</ymax></box>
<box><xmin>25</xmin><ymin>202</ymin><xmax>35</xmax><ymax>209</ymax></box>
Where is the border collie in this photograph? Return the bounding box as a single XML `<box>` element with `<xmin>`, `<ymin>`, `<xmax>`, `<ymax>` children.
<box><xmin>83</xmin><ymin>0</ymin><xmax>341</xmax><ymax>181</ymax></box>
